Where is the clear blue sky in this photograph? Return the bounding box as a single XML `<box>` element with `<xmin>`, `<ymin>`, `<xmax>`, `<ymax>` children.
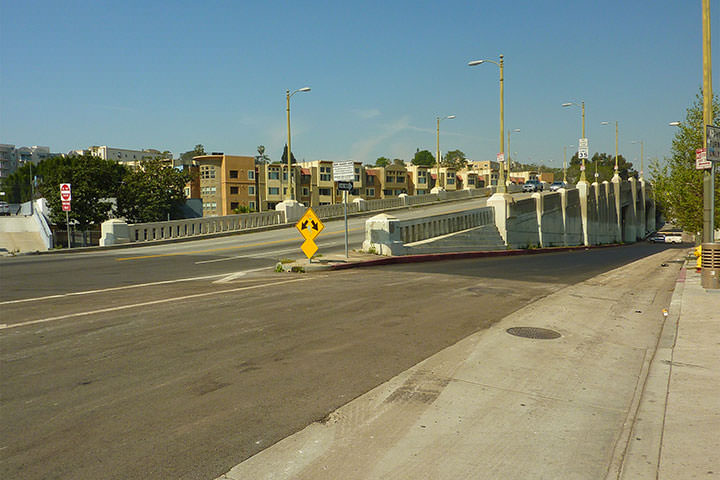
<box><xmin>1</xmin><ymin>0</ymin><xmax>717</xmax><ymax>170</ymax></box>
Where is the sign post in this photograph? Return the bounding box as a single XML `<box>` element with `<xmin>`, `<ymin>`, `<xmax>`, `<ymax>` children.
<box><xmin>705</xmin><ymin>125</ymin><xmax>719</xmax><ymax>241</ymax></box>
<box><xmin>333</xmin><ymin>161</ymin><xmax>355</xmax><ymax>258</ymax></box>
<box><xmin>60</xmin><ymin>183</ymin><xmax>71</xmax><ymax>248</ymax></box>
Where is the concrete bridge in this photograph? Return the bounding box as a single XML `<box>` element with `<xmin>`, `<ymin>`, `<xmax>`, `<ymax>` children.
<box><xmin>362</xmin><ymin>177</ymin><xmax>656</xmax><ymax>255</ymax></box>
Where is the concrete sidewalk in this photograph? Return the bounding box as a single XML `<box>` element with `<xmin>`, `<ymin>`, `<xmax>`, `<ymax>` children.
<box><xmin>220</xmin><ymin>248</ymin><xmax>718</xmax><ymax>480</ymax></box>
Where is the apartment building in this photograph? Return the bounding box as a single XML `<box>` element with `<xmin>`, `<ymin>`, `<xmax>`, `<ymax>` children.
<box><xmin>261</xmin><ymin>163</ymin><xmax>299</xmax><ymax>210</ymax></box>
<box><xmin>457</xmin><ymin>170</ymin><xmax>481</xmax><ymax>189</ymax></box>
<box><xmin>0</xmin><ymin>145</ymin><xmax>56</xmax><ymax>179</ymax></box>
<box><xmin>192</xmin><ymin>154</ymin><xmax>257</xmax><ymax>216</ymax></box>
<box><xmin>378</xmin><ymin>165</ymin><xmax>409</xmax><ymax>198</ymax></box>
<box><xmin>364</xmin><ymin>169</ymin><xmax>382</xmax><ymax>199</ymax></box>
<box><xmin>89</xmin><ymin>146</ymin><xmax>172</xmax><ymax>166</ymax></box>
<box><xmin>406</xmin><ymin>164</ymin><xmax>431</xmax><ymax>195</ymax></box>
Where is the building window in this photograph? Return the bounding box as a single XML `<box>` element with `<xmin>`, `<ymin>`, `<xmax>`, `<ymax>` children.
<box><xmin>383</xmin><ymin>189</ymin><xmax>392</xmax><ymax>196</ymax></box>
<box><xmin>319</xmin><ymin>188</ymin><xmax>331</xmax><ymax>196</ymax></box>
<box><xmin>396</xmin><ymin>173</ymin><xmax>405</xmax><ymax>182</ymax></box>
<box><xmin>248</xmin><ymin>186</ymin><xmax>255</xmax><ymax>195</ymax></box>
<box><xmin>302</xmin><ymin>187</ymin><xmax>309</xmax><ymax>196</ymax></box>
<box><xmin>248</xmin><ymin>170</ymin><xmax>255</xmax><ymax>180</ymax></box>
<box><xmin>249</xmin><ymin>201</ymin><xmax>256</xmax><ymax>210</ymax></box>
<box><xmin>230</xmin><ymin>202</ymin><xmax>239</xmax><ymax>210</ymax></box>
<box><xmin>269</xmin><ymin>187</ymin><xmax>280</xmax><ymax>195</ymax></box>
<box><xmin>386</xmin><ymin>175</ymin><xmax>394</xmax><ymax>183</ymax></box>
<box><xmin>230</xmin><ymin>186</ymin><xmax>239</xmax><ymax>194</ymax></box>
<box><xmin>366</xmin><ymin>188</ymin><xmax>375</xmax><ymax>197</ymax></box>
<box><xmin>269</xmin><ymin>170</ymin><xmax>280</xmax><ymax>180</ymax></box>
<box><xmin>447</xmin><ymin>177</ymin><xmax>455</xmax><ymax>185</ymax></box>
<box><xmin>418</xmin><ymin>177</ymin><xmax>427</xmax><ymax>184</ymax></box>
<box><xmin>229</xmin><ymin>170</ymin><xmax>238</xmax><ymax>178</ymax></box>
<box><xmin>320</xmin><ymin>173</ymin><xmax>331</xmax><ymax>181</ymax></box>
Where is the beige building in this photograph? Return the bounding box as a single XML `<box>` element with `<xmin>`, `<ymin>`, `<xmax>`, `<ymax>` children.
<box><xmin>457</xmin><ymin>170</ymin><xmax>481</xmax><ymax>189</ymax></box>
<box><xmin>89</xmin><ymin>146</ymin><xmax>171</xmax><ymax>166</ymax></box>
<box><xmin>406</xmin><ymin>165</ymin><xmax>431</xmax><ymax>195</ymax></box>
<box><xmin>192</xmin><ymin>154</ymin><xmax>258</xmax><ymax>216</ymax></box>
<box><xmin>377</xmin><ymin>164</ymin><xmax>409</xmax><ymax>198</ymax></box>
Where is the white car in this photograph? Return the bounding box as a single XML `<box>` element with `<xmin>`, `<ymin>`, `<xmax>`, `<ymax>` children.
<box><xmin>664</xmin><ymin>232</ymin><xmax>683</xmax><ymax>244</ymax></box>
<box><xmin>0</xmin><ymin>201</ymin><xmax>9</xmax><ymax>216</ymax></box>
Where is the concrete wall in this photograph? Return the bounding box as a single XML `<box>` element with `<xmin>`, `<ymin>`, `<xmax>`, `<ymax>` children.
<box><xmin>362</xmin><ymin>180</ymin><xmax>657</xmax><ymax>256</ymax></box>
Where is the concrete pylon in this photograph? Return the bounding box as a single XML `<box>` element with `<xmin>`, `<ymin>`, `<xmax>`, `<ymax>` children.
<box><xmin>576</xmin><ymin>182</ymin><xmax>590</xmax><ymax>246</ymax></box>
<box><xmin>487</xmin><ymin>193</ymin><xmax>510</xmax><ymax>246</ymax></box>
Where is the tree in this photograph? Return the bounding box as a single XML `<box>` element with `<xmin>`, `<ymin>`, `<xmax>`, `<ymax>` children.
<box><xmin>280</xmin><ymin>144</ymin><xmax>298</xmax><ymax>164</ymax></box>
<box><xmin>255</xmin><ymin>145</ymin><xmax>270</xmax><ymax>164</ymax></box>
<box><xmin>36</xmin><ymin>155</ymin><xmax>126</xmax><ymax>241</ymax></box>
<box><xmin>442</xmin><ymin>149</ymin><xmax>467</xmax><ymax>170</ymax></box>
<box><xmin>375</xmin><ymin>157</ymin><xmax>390</xmax><ymax>167</ymax></box>
<box><xmin>412</xmin><ymin>149</ymin><xmax>435</xmax><ymax>167</ymax></box>
<box><xmin>650</xmin><ymin>92</ymin><xmax>719</xmax><ymax>233</ymax></box>
<box><xmin>392</xmin><ymin>158</ymin><xmax>405</xmax><ymax>166</ymax></box>
<box><xmin>179</xmin><ymin>144</ymin><xmax>206</xmax><ymax>164</ymax></box>
<box><xmin>116</xmin><ymin>158</ymin><xmax>192</xmax><ymax>223</ymax></box>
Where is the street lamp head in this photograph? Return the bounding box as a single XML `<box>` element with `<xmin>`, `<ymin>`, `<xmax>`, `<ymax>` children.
<box><xmin>298</xmin><ymin>87</ymin><xmax>311</xmax><ymax>92</ymax></box>
<box><xmin>600</xmin><ymin>121</ymin><xmax>610</xmax><ymax>125</ymax></box>
<box><xmin>561</xmin><ymin>102</ymin><xmax>573</xmax><ymax>107</ymax></box>
<box><xmin>668</xmin><ymin>121</ymin><xmax>681</xmax><ymax>127</ymax></box>
<box><xmin>512</xmin><ymin>128</ymin><xmax>520</xmax><ymax>133</ymax></box>
<box><xmin>468</xmin><ymin>60</ymin><xmax>484</xmax><ymax>66</ymax></box>
<box><xmin>446</xmin><ymin>115</ymin><xmax>456</xmax><ymax>119</ymax></box>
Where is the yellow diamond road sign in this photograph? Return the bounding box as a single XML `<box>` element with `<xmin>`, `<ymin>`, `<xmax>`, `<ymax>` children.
<box><xmin>300</xmin><ymin>239</ymin><xmax>319</xmax><ymax>259</ymax></box>
<box><xmin>296</xmin><ymin>208</ymin><xmax>324</xmax><ymax>241</ymax></box>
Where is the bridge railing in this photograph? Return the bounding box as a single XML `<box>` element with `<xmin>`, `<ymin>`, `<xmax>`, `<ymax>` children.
<box><xmin>397</xmin><ymin>207</ymin><xmax>495</xmax><ymax>244</ymax></box>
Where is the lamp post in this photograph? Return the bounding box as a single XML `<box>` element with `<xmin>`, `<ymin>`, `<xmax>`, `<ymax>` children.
<box><xmin>702</xmin><ymin>0</ymin><xmax>714</xmax><ymax>243</ymax></box>
<box><xmin>507</xmin><ymin>128</ymin><xmax>520</xmax><ymax>174</ymax></box>
<box><xmin>285</xmin><ymin>86</ymin><xmax>311</xmax><ymax>201</ymax></box>
<box><xmin>562</xmin><ymin>101</ymin><xmax>587</xmax><ymax>183</ymax></box>
<box><xmin>435</xmin><ymin>115</ymin><xmax>456</xmax><ymax>191</ymax></box>
<box><xmin>469</xmin><ymin>55</ymin><xmax>506</xmax><ymax>193</ymax></box>
<box><xmin>601</xmin><ymin>121</ymin><xmax>620</xmax><ymax>180</ymax></box>
<box><xmin>631</xmin><ymin>140</ymin><xmax>644</xmax><ymax>179</ymax></box>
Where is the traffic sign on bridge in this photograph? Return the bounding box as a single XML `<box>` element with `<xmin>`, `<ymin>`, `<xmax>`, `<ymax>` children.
<box><xmin>295</xmin><ymin>208</ymin><xmax>324</xmax><ymax>258</ymax></box>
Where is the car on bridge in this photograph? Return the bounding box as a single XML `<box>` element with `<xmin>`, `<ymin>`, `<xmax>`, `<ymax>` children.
<box><xmin>0</xmin><ymin>201</ymin><xmax>10</xmax><ymax>216</ymax></box>
<box><xmin>522</xmin><ymin>180</ymin><xmax>543</xmax><ymax>192</ymax></box>
<box><xmin>549</xmin><ymin>181</ymin><xmax>568</xmax><ymax>191</ymax></box>
<box><xmin>647</xmin><ymin>233</ymin><xmax>666</xmax><ymax>243</ymax></box>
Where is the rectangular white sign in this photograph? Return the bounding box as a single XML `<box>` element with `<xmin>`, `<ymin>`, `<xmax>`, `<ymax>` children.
<box><xmin>60</xmin><ymin>183</ymin><xmax>71</xmax><ymax>202</ymax></box>
<box><xmin>578</xmin><ymin>138</ymin><xmax>588</xmax><ymax>149</ymax></box>
<box><xmin>333</xmin><ymin>160</ymin><xmax>355</xmax><ymax>181</ymax></box>
<box><xmin>696</xmin><ymin>148</ymin><xmax>711</xmax><ymax>169</ymax></box>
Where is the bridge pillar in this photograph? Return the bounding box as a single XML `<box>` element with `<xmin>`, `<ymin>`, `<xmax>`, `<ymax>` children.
<box><xmin>577</xmin><ymin>182</ymin><xmax>590</xmax><ymax>246</ymax></box>
<box><xmin>275</xmin><ymin>200</ymin><xmax>304</xmax><ymax>224</ymax></box>
<box><xmin>626</xmin><ymin>177</ymin><xmax>639</xmax><ymax>242</ymax></box>
<box><xmin>100</xmin><ymin>219</ymin><xmax>130</xmax><ymax>246</ymax></box>
<box><xmin>611</xmin><ymin>176</ymin><xmax>622</xmax><ymax>242</ymax></box>
<box><xmin>487</xmin><ymin>193</ymin><xmax>509</xmax><ymax>245</ymax></box>
<box><xmin>362</xmin><ymin>213</ymin><xmax>404</xmax><ymax>256</ymax></box>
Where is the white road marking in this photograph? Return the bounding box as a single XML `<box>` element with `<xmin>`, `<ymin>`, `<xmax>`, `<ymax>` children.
<box><xmin>0</xmin><ymin>278</ymin><xmax>309</xmax><ymax>330</ymax></box>
<box><xmin>0</xmin><ymin>273</ymin><xmax>233</xmax><ymax>305</ymax></box>
<box><xmin>213</xmin><ymin>267</ymin><xmax>272</xmax><ymax>283</ymax></box>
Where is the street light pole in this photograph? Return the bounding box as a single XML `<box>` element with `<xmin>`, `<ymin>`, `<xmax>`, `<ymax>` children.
<box><xmin>285</xmin><ymin>87</ymin><xmax>311</xmax><ymax>202</ymax></box>
<box><xmin>469</xmin><ymin>55</ymin><xmax>506</xmax><ymax>193</ymax></box>
<box><xmin>702</xmin><ymin>0</ymin><xmax>714</xmax><ymax>243</ymax></box>
<box><xmin>436</xmin><ymin>115</ymin><xmax>456</xmax><ymax>190</ymax></box>
<box><xmin>562</xmin><ymin>101</ymin><xmax>588</xmax><ymax>183</ymax></box>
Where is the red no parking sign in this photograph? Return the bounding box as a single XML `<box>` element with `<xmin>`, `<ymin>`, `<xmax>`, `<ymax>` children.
<box><xmin>60</xmin><ymin>183</ymin><xmax>71</xmax><ymax>211</ymax></box>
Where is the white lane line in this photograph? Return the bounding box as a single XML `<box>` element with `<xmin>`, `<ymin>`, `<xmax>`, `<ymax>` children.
<box><xmin>0</xmin><ymin>277</ymin><xmax>309</xmax><ymax>330</ymax></box>
<box><xmin>213</xmin><ymin>267</ymin><xmax>272</xmax><ymax>283</ymax></box>
<box><xmin>0</xmin><ymin>273</ymin><xmax>231</xmax><ymax>305</ymax></box>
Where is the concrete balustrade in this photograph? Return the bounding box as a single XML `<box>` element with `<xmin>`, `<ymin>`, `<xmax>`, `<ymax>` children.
<box><xmin>363</xmin><ymin>179</ymin><xmax>657</xmax><ymax>256</ymax></box>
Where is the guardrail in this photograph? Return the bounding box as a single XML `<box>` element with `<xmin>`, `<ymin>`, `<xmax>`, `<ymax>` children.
<box><xmin>127</xmin><ymin>211</ymin><xmax>284</xmax><ymax>242</ymax></box>
<box><xmin>397</xmin><ymin>207</ymin><xmax>495</xmax><ymax>244</ymax></box>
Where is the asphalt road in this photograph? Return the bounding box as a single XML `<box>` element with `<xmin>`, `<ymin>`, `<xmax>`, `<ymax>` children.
<box><xmin>0</xmin><ymin>240</ymin><xmax>681</xmax><ymax>480</ymax></box>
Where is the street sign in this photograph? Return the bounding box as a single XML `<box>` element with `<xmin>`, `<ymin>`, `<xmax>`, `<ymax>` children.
<box><xmin>60</xmin><ymin>183</ymin><xmax>71</xmax><ymax>202</ymax></box>
<box><xmin>296</xmin><ymin>208</ymin><xmax>324</xmax><ymax>259</ymax></box>
<box><xmin>333</xmin><ymin>160</ymin><xmax>355</xmax><ymax>182</ymax></box>
<box><xmin>707</xmin><ymin>125</ymin><xmax>720</xmax><ymax>162</ymax></box>
<box><xmin>696</xmin><ymin>148</ymin><xmax>711</xmax><ymax>170</ymax></box>
<box><xmin>337</xmin><ymin>181</ymin><xmax>353</xmax><ymax>191</ymax></box>
<box><xmin>578</xmin><ymin>138</ymin><xmax>589</xmax><ymax>160</ymax></box>
<box><xmin>62</xmin><ymin>202</ymin><xmax>71</xmax><ymax>212</ymax></box>
<box><xmin>579</xmin><ymin>138</ymin><xmax>588</xmax><ymax>148</ymax></box>
<box><xmin>496</xmin><ymin>153</ymin><xmax>504</xmax><ymax>163</ymax></box>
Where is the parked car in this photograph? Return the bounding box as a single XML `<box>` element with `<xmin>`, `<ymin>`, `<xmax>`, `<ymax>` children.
<box><xmin>648</xmin><ymin>233</ymin><xmax>666</xmax><ymax>243</ymax></box>
<box><xmin>0</xmin><ymin>201</ymin><xmax>9</xmax><ymax>216</ymax></box>
<box><xmin>522</xmin><ymin>180</ymin><xmax>543</xmax><ymax>192</ymax></box>
<box><xmin>664</xmin><ymin>232</ymin><xmax>683</xmax><ymax>244</ymax></box>
<box><xmin>549</xmin><ymin>181</ymin><xmax>567</xmax><ymax>191</ymax></box>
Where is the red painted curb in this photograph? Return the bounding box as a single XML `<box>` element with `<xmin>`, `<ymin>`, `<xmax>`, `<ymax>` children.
<box><xmin>330</xmin><ymin>243</ymin><xmax>623</xmax><ymax>270</ymax></box>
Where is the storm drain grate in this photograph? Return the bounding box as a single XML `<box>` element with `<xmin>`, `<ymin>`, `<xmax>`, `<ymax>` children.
<box><xmin>506</xmin><ymin>327</ymin><xmax>561</xmax><ymax>340</ymax></box>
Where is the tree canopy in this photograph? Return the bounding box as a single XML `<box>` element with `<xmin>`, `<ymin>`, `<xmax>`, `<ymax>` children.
<box><xmin>650</xmin><ymin>92</ymin><xmax>719</xmax><ymax>233</ymax></box>
<box><xmin>36</xmin><ymin>155</ymin><xmax>126</xmax><ymax>229</ymax></box>
<box><xmin>412</xmin><ymin>149</ymin><xmax>435</xmax><ymax>167</ymax></box>
<box><xmin>179</xmin><ymin>144</ymin><xmax>206</xmax><ymax>164</ymax></box>
<box><xmin>442</xmin><ymin>149</ymin><xmax>467</xmax><ymax>170</ymax></box>
<box><xmin>375</xmin><ymin>157</ymin><xmax>390</xmax><ymax>167</ymax></box>
<box><xmin>116</xmin><ymin>158</ymin><xmax>192</xmax><ymax>223</ymax></box>
<box><xmin>280</xmin><ymin>144</ymin><xmax>298</xmax><ymax>164</ymax></box>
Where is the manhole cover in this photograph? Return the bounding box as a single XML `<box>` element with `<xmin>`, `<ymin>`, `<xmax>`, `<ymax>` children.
<box><xmin>506</xmin><ymin>327</ymin><xmax>561</xmax><ymax>340</ymax></box>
